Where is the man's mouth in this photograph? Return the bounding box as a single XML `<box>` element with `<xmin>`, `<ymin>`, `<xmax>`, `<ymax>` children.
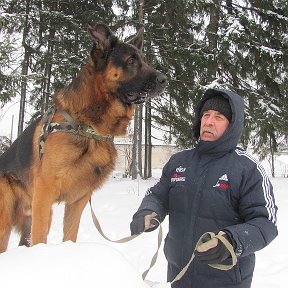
<box><xmin>202</xmin><ymin>130</ymin><xmax>217</xmax><ymax>136</ymax></box>
<box><xmin>202</xmin><ymin>128</ymin><xmax>217</xmax><ymax>137</ymax></box>
<box><xmin>203</xmin><ymin>131</ymin><xmax>213</xmax><ymax>135</ymax></box>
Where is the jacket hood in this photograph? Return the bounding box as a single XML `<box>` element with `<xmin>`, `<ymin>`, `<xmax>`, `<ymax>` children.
<box><xmin>192</xmin><ymin>88</ymin><xmax>244</xmax><ymax>155</ymax></box>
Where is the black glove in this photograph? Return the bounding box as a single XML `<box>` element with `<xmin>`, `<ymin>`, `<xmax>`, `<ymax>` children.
<box><xmin>130</xmin><ymin>210</ymin><xmax>160</xmax><ymax>235</ymax></box>
<box><xmin>194</xmin><ymin>232</ymin><xmax>233</xmax><ymax>264</ymax></box>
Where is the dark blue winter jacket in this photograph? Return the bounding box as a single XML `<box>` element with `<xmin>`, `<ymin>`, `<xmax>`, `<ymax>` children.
<box><xmin>136</xmin><ymin>88</ymin><xmax>278</xmax><ymax>288</ymax></box>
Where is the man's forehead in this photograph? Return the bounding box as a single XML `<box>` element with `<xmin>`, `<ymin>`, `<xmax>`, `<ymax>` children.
<box><xmin>202</xmin><ymin>109</ymin><xmax>225</xmax><ymax>115</ymax></box>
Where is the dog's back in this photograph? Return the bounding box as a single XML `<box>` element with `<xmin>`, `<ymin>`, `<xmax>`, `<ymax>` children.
<box><xmin>0</xmin><ymin>119</ymin><xmax>40</xmax><ymax>177</ymax></box>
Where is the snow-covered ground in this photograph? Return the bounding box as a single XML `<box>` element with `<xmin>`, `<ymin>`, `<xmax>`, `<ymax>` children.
<box><xmin>0</xmin><ymin>170</ymin><xmax>287</xmax><ymax>288</ymax></box>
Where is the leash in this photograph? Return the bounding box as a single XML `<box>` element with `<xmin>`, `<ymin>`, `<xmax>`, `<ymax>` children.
<box><xmin>170</xmin><ymin>231</ymin><xmax>237</xmax><ymax>284</ymax></box>
<box><xmin>89</xmin><ymin>200</ymin><xmax>237</xmax><ymax>284</ymax></box>
<box><xmin>89</xmin><ymin>199</ymin><xmax>163</xmax><ymax>280</ymax></box>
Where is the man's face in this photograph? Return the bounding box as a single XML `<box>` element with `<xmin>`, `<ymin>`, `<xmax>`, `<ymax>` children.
<box><xmin>200</xmin><ymin>110</ymin><xmax>230</xmax><ymax>141</ymax></box>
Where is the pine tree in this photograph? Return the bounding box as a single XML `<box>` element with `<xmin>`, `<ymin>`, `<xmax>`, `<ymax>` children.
<box><xmin>141</xmin><ymin>0</ymin><xmax>288</xmax><ymax>153</ymax></box>
<box><xmin>232</xmin><ymin>0</ymin><xmax>288</xmax><ymax>174</ymax></box>
<box><xmin>0</xmin><ymin>0</ymin><xmax>121</xmax><ymax>128</ymax></box>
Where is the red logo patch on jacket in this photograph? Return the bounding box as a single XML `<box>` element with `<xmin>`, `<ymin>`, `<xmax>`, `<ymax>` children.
<box><xmin>171</xmin><ymin>166</ymin><xmax>186</xmax><ymax>182</ymax></box>
<box><xmin>213</xmin><ymin>174</ymin><xmax>229</xmax><ymax>189</ymax></box>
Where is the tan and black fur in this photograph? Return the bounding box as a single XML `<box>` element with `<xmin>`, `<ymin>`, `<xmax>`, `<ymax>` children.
<box><xmin>0</xmin><ymin>24</ymin><xmax>166</xmax><ymax>252</ymax></box>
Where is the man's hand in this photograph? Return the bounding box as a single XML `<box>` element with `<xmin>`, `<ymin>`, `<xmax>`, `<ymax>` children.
<box><xmin>195</xmin><ymin>231</ymin><xmax>231</xmax><ymax>264</ymax></box>
<box><xmin>130</xmin><ymin>210</ymin><xmax>159</xmax><ymax>235</ymax></box>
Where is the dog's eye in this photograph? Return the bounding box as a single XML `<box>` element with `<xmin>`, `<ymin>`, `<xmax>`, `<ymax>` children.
<box><xmin>127</xmin><ymin>57</ymin><xmax>136</xmax><ymax>65</ymax></box>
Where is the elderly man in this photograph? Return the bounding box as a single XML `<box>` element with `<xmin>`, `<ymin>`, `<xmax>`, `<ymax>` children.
<box><xmin>130</xmin><ymin>88</ymin><xmax>278</xmax><ymax>288</ymax></box>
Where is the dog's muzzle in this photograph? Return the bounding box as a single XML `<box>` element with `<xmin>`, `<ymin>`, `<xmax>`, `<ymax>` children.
<box><xmin>125</xmin><ymin>73</ymin><xmax>167</xmax><ymax>104</ymax></box>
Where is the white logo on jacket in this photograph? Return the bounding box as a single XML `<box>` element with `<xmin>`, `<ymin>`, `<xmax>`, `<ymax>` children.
<box><xmin>176</xmin><ymin>166</ymin><xmax>186</xmax><ymax>173</ymax></box>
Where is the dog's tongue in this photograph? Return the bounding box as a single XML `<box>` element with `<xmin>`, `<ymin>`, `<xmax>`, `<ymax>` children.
<box><xmin>133</xmin><ymin>97</ymin><xmax>146</xmax><ymax>104</ymax></box>
<box><xmin>127</xmin><ymin>92</ymin><xmax>138</xmax><ymax>102</ymax></box>
<box><xmin>127</xmin><ymin>92</ymin><xmax>146</xmax><ymax>104</ymax></box>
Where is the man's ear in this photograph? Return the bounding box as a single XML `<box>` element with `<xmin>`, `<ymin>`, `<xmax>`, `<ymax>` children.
<box><xmin>126</xmin><ymin>26</ymin><xmax>144</xmax><ymax>51</ymax></box>
<box><xmin>88</xmin><ymin>23</ymin><xmax>116</xmax><ymax>51</ymax></box>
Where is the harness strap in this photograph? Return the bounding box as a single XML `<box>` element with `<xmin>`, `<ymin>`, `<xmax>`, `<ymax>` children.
<box><xmin>39</xmin><ymin>106</ymin><xmax>113</xmax><ymax>159</ymax></box>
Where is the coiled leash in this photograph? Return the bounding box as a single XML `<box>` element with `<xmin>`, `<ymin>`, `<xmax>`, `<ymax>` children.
<box><xmin>89</xmin><ymin>200</ymin><xmax>237</xmax><ymax>284</ymax></box>
<box><xmin>170</xmin><ymin>231</ymin><xmax>237</xmax><ymax>285</ymax></box>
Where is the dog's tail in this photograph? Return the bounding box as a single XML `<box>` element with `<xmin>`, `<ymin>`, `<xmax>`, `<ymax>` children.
<box><xmin>0</xmin><ymin>175</ymin><xmax>15</xmax><ymax>252</ymax></box>
<box><xmin>0</xmin><ymin>175</ymin><xmax>31</xmax><ymax>252</ymax></box>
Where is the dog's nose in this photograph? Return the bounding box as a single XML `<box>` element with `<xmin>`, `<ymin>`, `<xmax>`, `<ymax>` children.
<box><xmin>156</xmin><ymin>73</ymin><xmax>167</xmax><ymax>85</ymax></box>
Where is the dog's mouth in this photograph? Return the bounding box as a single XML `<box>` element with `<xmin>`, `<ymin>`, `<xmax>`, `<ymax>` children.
<box><xmin>119</xmin><ymin>72</ymin><xmax>167</xmax><ymax>105</ymax></box>
<box><xmin>125</xmin><ymin>85</ymin><xmax>166</xmax><ymax>104</ymax></box>
<box><xmin>126</xmin><ymin>92</ymin><xmax>148</xmax><ymax>104</ymax></box>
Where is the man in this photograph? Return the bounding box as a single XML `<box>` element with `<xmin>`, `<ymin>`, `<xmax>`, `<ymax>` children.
<box><xmin>130</xmin><ymin>88</ymin><xmax>278</xmax><ymax>288</ymax></box>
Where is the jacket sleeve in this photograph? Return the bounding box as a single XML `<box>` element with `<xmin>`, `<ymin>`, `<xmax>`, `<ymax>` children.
<box><xmin>225</xmin><ymin>162</ymin><xmax>278</xmax><ymax>257</ymax></box>
<box><xmin>133</xmin><ymin>158</ymin><xmax>172</xmax><ymax>221</ymax></box>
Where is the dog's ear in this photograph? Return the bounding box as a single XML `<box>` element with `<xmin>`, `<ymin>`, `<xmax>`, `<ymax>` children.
<box><xmin>88</xmin><ymin>24</ymin><xmax>117</xmax><ymax>51</ymax></box>
<box><xmin>126</xmin><ymin>26</ymin><xmax>144</xmax><ymax>51</ymax></box>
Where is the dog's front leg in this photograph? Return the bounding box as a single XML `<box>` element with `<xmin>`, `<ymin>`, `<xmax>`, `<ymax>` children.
<box><xmin>63</xmin><ymin>194</ymin><xmax>91</xmax><ymax>242</ymax></box>
<box><xmin>31</xmin><ymin>178</ymin><xmax>55</xmax><ymax>245</ymax></box>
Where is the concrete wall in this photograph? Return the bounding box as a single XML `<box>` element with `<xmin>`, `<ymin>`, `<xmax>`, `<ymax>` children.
<box><xmin>114</xmin><ymin>143</ymin><xmax>179</xmax><ymax>174</ymax></box>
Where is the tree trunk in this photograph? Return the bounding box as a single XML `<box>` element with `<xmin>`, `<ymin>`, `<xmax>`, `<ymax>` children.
<box><xmin>226</xmin><ymin>0</ymin><xmax>233</xmax><ymax>14</ymax></box>
<box><xmin>131</xmin><ymin>106</ymin><xmax>143</xmax><ymax>179</ymax></box>
<box><xmin>270</xmin><ymin>132</ymin><xmax>276</xmax><ymax>178</ymax></box>
<box><xmin>41</xmin><ymin>28</ymin><xmax>55</xmax><ymax>114</ymax></box>
<box><xmin>207</xmin><ymin>0</ymin><xmax>220</xmax><ymax>82</ymax></box>
<box><xmin>141</xmin><ymin>0</ymin><xmax>153</xmax><ymax>179</ymax></box>
<box><xmin>144</xmin><ymin>100</ymin><xmax>152</xmax><ymax>179</ymax></box>
<box><xmin>17</xmin><ymin>0</ymin><xmax>31</xmax><ymax>136</ymax></box>
<box><xmin>131</xmin><ymin>0</ymin><xmax>145</xmax><ymax>180</ymax></box>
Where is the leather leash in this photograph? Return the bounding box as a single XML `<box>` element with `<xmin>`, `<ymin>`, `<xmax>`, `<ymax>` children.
<box><xmin>170</xmin><ymin>231</ymin><xmax>237</xmax><ymax>284</ymax></box>
<box><xmin>89</xmin><ymin>200</ymin><xmax>237</xmax><ymax>284</ymax></box>
<box><xmin>89</xmin><ymin>199</ymin><xmax>163</xmax><ymax>280</ymax></box>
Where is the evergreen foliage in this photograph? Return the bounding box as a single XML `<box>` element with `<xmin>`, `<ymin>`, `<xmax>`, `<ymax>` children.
<box><xmin>0</xmin><ymin>135</ymin><xmax>11</xmax><ymax>155</ymax></box>
<box><xmin>0</xmin><ymin>0</ymin><xmax>123</xmax><ymax>115</ymax></box>
<box><xmin>139</xmin><ymin>0</ymin><xmax>288</xmax><ymax>150</ymax></box>
<box><xmin>0</xmin><ymin>0</ymin><xmax>287</xmax><ymax>174</ymax></box>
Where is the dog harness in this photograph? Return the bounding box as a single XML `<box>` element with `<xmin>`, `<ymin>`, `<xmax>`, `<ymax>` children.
<box><xmin>39</xmin><ymin>106</ymin><xmax>113</xmax><ymax>159</ymax></box>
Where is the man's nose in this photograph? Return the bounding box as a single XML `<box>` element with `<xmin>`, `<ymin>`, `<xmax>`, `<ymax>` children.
<box><xmin>204</xmin><ymin>116</ymin><xmax>214</xmax><ymax>125</ymax></box>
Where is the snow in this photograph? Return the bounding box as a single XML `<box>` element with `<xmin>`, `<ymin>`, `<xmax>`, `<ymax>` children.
<box><xmin>0</xmin><ymin>242</ymin><xmax>148</xmax><ymax>288</ymax></box>
<box><xmin>0</xmin><ymin>171</ymin><xmax>287</xmax><ymax>288</ymax></box>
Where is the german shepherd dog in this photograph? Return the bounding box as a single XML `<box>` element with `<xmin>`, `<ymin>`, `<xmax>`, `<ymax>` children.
<box><xmin>0</xmin><ymin>24</ymin><xmax>166</xmax><ymax>252</ymax></box>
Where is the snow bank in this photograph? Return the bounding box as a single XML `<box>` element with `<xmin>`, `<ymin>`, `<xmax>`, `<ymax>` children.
<box><xmin>0</xmin><ymin>241</ymin><xmax>150</xmax><ymax>288</ymax></box>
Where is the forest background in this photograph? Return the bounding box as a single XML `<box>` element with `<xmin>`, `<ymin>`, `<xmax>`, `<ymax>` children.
<box><xmin>0</xmin><ymin>0</ymin><xmax>287</xmax><ymax>178</ymax></box>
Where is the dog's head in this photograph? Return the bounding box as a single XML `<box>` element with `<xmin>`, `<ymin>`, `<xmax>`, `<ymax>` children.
<box><xmin>88</xmin><ymin>24</ymin><xmax>167</xmax><ymax>104</ymax></box>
